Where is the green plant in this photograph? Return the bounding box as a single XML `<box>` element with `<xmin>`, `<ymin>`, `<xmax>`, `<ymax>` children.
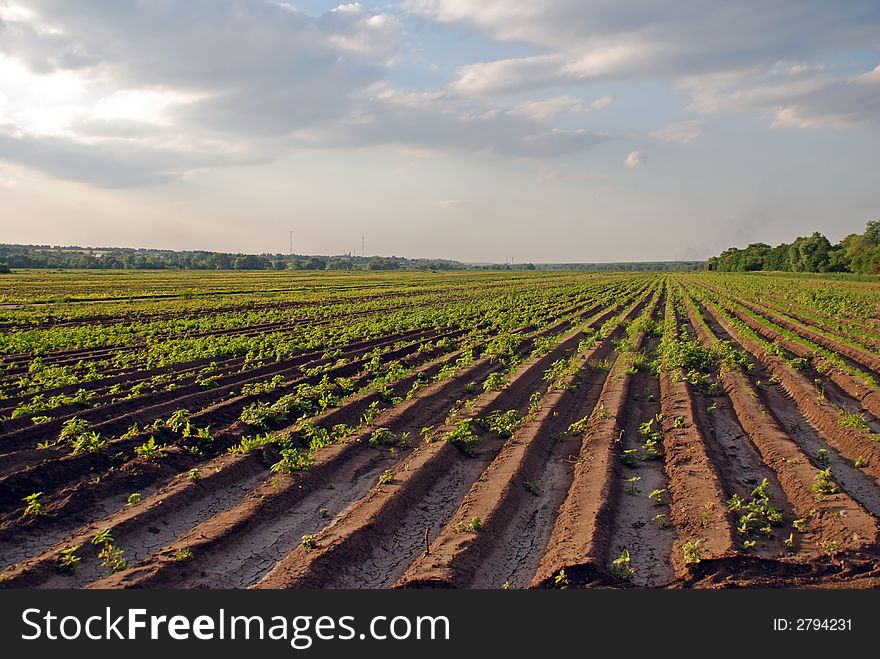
<box><xmin>673</xmin><ymin>415</ymin><xmax>686</xmax><ymax>429</ymax></box>
<box><xmin>567</xmin><ymin>415</ymin><xmax>590</xmax><ymax>436</ymax></box>
<box><xmin>854</xmin><ymin>456</ymin><xmax>868</xmax><ymax>468</ymax></box>
<box><xmin>820</xmin><ymin>540</ymin><xmax>842</xmax><ymax>555</ymax></box>
<box><xmin>648</xmin><ymin>489</ymin><xmax>665</xmax><ymax>505</ymax></box>
<box><xmin>301</xmin><ymin>534</ymin><xmax>317</xmax><ymax>550</ymax></box>
<box><xmin>271</xmin><ymin>448</ymin><xmax>315</xmax><ymax>474</ymax></box>
<box><xmin>126</xmin><ymin>493</ymin><xmax>142</xmax><ymax>506</ymax></box>
<box><xmin>456</xmin><ymin>516</ymin><xmax>482</xmax><ymax>533</ymax></box>
<box><xmin>482</xmin><ymin>372</ymin><xmax>508</xmax><ymax>392</ymax></box>
<box><xmin>56</xmin><ymin>545</ymin><xmax>82</xmax><ymax>572</ymax></box>
<box><xmin>22</xmin><ymin>492</ymin><xmax>46</xmax><ymax>518</ymax></box>
<box><xmin>816</xmin><ymin>448</ymin><xmax>831</xmax><ymax>466</ymax></box>
<box><xmin>91</xmin><ymin>528</ymin><xmax>113</xmax><ymax>545</ymax></box>
<box><xmin>611</xmin><ymin>548</ymin><xmax>635</xmax><ymax>580</ymax></box>
<box><xmin>594</xmin><ymin>403</ymin><xmax>612</xmax><ymax>420</ymax></box>
<box><xmin>838</xmin><ymin>411</ymin><xmax>870</xmax><ymax>431</ymax></box>
<box><xmin>70</xmin><ymin>430</ymin><xmax>105</xmax><ymax>455</ymax></box>
<box><xmin>792</xmin><ymin>518</ymin><xmax>808</xmax><ymax>533</ymax></box>
<box><xmin>444</xmin><ymin>419</ymin><xmax>481</xmax><ymax>456</ymax></box>
<box><xmin>811</xmin><ymin>468</ymin><xmax>838</xmax><ymax>499</ymax></box>
<box><xmin>369</xmin><ymin>427</ymin><xmax>397</xmax><ymax>447</ymax></box>
<box><xmin>378</xmin><ymin>469</ymin><xmax>395</xmax><ymax>485</ymax></box>
<box><xmin>682</xmin><ymin>540</ymin><xmax>702</xmax><ymax>565</ymax></box>
<box><xmin>524</xmin><ymin>480</ymin><xmax>540</xmax><ymax>496</ymax></box>
<box><xmin>653</xmin><ymin>513</ymin><xmax>670</xmax><ymax>528</ymax></box>
<box><xmin>135</xmin><ymin>436</ymin><xmax>167</xmax><ymax>460</ymax></box>
<box><xmin>553</xmin><ymin>569</ymin><xmax>570</xmax><ymax>589</ymax></box>
<box><xmin>479</xmin><ymin>410</ymin><xmax>523</xmax><ymax>438</ymax></box>
<box><xmin>98</xmin><ymin>544</ymin><xmax>129</xmax><ymax>573</ymax></box>
<box><xmin>619</xmin><ymin>449</ymin><xmax>640</xmax><ymax>468</ymax></box>
<box><xmin>174</xmin><ymin>548</ymin><xmax>194</xmax><ymax>561</ymax></box>
<box><xmin>625</xmin><ymin>476</ymin><xmax>642</xmax><ymax>495</ymax></box>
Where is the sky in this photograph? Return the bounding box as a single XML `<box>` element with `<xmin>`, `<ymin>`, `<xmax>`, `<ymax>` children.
<box><xmin>0</xmin><ymin>1</ymin><xmax>878</xmax><ymax>263</ymax></box>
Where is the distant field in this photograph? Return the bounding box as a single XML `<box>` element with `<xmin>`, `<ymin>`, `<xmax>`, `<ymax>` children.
<box><xmin>1</xmin><ymin>269</ymin><xmax>879</xmax><ymax>588</ymax></box>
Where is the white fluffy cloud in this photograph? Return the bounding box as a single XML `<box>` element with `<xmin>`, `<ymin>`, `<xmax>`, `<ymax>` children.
<box><xmin>624</xmin><ymin>150</ymin><xmax>645</xmax><ymax>168</ymax></box>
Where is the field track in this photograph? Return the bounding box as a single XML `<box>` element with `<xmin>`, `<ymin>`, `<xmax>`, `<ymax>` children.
<box><xmin>2</xmin><ymin>269</ymin><xmax>880</xmax><ymax>588</ymax></box>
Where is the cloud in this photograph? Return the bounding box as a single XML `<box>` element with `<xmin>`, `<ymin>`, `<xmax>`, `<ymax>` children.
<box><xmin>652</xmin><ymin>120</ymin><xmax>704</xmax><ymax>143</ymax></box>
<box><xmin>0</xmin><ymin>1</ymin><xmax>619</xmax><ymax>187</ymax></box>
<box><xmin>624</xmin><ymin>150</ymin><xmax>645</xmax><ymax>168</ymax></box>
<box><xmin>509</xmin><ymin>94</ymin><xmax>614</xmax><ymax>121</ymax></box>
<box><xmin>288</xmin><ymin>87</ymin><xmax>612</xmax><ymax>158</ymax></box>
<box><xmin>408</xmin><ymin>1</ymin><xmax>880</xmax><ymax>99</ymax></box>
<box><xmin>683</xmin><ymin>65</ymin><xmax>880</xmax><ymax>128</ymax></box>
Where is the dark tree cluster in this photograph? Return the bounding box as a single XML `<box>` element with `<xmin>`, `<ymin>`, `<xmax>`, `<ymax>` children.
<box><xmin>707</xmin><ymin>221</ymin><xmax>880</xmax><ymax>274</ymax></box>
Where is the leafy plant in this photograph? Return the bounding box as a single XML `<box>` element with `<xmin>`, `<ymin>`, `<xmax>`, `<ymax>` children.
<box><xmin>21</xmin><ymin>492</ymin><xmax>46</xmax><ymax>519</ymax></box>
<box><xmin>611</xmin><ymin>548</ymin><xmax>635</xmax><ymax>580</ymax></box>
<box><xmin>811</xmin><ymin>468</ymin><xmax>839</xmax><ymax>499</ymax></box>
<box><xmin>56</xmin><ymin>545</ymin><xmax>82</xmax><ymax>572</ymax></box>
<box><xmin>456</xmin><ymin>516</ymin><xmax>482</xmax><ymax>533</ymax></box>
<box><xmin>619</xmin><ymin>449</ymin><xmax>640</xmax><ymax>468</ymax></box>
<box><xmin>444</xmin><ymin>419</ymin><xmax>481</xmax><ymax>455</ymax></box>
<box><xmin>126</xmin><ymin>493</ymin><xmax>142</xmax><ymax>506</ymax></box>
<box><xmin>682</xmin><ymin>540</ymin><xmax>702</xmax><ymax>565</ymax></box>
<box><xmin>98</xmin><ymin>544</ymin><xmax>129</xmax><ymax>573</ymax></box>
<box><xmin>271</xmin><ymin>448</ymin><xmax>314</xmax><ymax>474</ymax></box>
<box><xmin>135</xmin><ymin>436</ymin><xmax>167</xmax><ymax>461</ymax></box>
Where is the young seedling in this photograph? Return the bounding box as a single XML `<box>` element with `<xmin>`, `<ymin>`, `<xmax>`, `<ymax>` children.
<box><xmin>673</xmin><ymin>415</ymin><xmax>686</xmax><ymax>429</ymax></box>
<box><xmin>619</xmin><ymin>449</ymin><xmax>640</xmax><ymax>468</ymax></box>
<box><xmin>792</xmin><ymin>518</ymin><xmax>808</xmax><ymax>533</ymax></box>
<box><xmin>21</xmin><ymin>492</ymin><xmax>46</xmax><ymax>519</ymax></box>
<box><xmin>820</xmin><ymin>540</ymin><xmax>842</xmax><ymax>556</ymax></box>
<box><xmin>783</xmin><ymin>533</ymin><xmax>795</xmax><ymax>550</ymax></box>
<box><xmin>653</xmin><ymin>514</ymin><xmax>670</xmax><ymax>528</ymax></box>
<box><xmin>301</xmin><ymin>535</ymin><xmax>318</xmax><ymax>551</ymax></box>
<box><xmin>811</xmin><ymin>468</ymin><xmax>838</xmax><ymax>500</ymax></box>
<box><xmin>816</xmin><ymin>449</ymin><xmax>831</xmax><ymax>467</ymax></box>
<box><xmin>854</xmin><ymin>456</ymin><xmax>868</xmax><ymax>468</ymax></box>
<box><xmin>174</xmin><ymin>548</ymin><xmax>194</xmax><ymax>562</ymax></box>
<box><xmin>611</xmin><ymin>548</ymin><xmax>635</xmax><ymax>580</ymax></box>
<box><xmin>554</xmin><ymin>569</ymin><xmax>570</xmax><ymax>589</ymax></box>
<box><xmin>98</xmin><ymin>544</ymin><xmax>128</xmax><ymax>573</ymax></box>
<box><xmin>378</xmin><ymin>469</ymin><xmax>395</xmax><ymax>485</ymax></box>
<box><xmin>648</xmin><ymin>489</ymin><xmax>665</xmax><ymax>505</ymax></box>
<box><xmin>456</xmin><ymin>516</ymin><xmax>482</xmax><ymax>533</ymax></box>
<box><xmin>682</xmin><ymin>541</ymin><xmax>702</xmax><ymax>565</ymax></box>
<box><xmin>91</xmin><ymin>529</ymin><xmax>113</xmax><ymax>546</ymax></box>
<box><xmin>625</xmin><ymin>476</ymin><xmax>642</xmax><ymax>495</ymax></box>
<box><xmin>56</xmin><ymin>545</ymin><xmax>82</xmax><ymax>572</ymax></box>
<box><xmin>126</xmin><ymin>493</ymin><xmax>142</xmax><ymax>506</ymax></box>
<box><xmin>524</xmin><ymin>480</ymin><xmax>540</xmax><ymax>496</ymax></box>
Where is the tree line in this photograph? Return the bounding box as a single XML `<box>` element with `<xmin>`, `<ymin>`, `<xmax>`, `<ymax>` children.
<box><xmin>0</xmin><ymin>245</ymin><xmax>463</xmax><ymax>272</ymax></box>
<box><xmin>0</xmin><ymin>244</ymin><xmax>707</xmax><ymax>273</ymax></box>
<box><xmin>707</xmin><ymin>221</ymin><xmax>880</xmax><ymax>274</ymax></box>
